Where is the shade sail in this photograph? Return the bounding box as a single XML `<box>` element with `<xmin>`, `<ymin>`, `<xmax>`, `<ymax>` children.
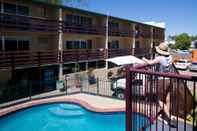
<box><xmin>106</xmin><ymin>55</ymin><xmax>145</xmax><ymax>66</ymax></box>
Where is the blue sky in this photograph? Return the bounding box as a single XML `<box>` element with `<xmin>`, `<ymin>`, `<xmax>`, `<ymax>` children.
<box><xmin>64</xmin><ymin>0</ymin><xmax>197</xmax><ymax>38</ymax></box>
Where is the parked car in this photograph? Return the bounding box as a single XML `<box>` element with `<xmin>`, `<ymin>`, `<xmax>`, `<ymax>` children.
<box><xmin>174</xmin><ymin>59</ymin><xmax>191</xmax><ymax>70</ymax></box>
<box><xmin>111</xmin><ymin>76</ymin><xmax>146</xmax><ymax>99</ymax></box>
<box><xmin>189</xmin><ymin>62</ymin><xmax>197</xmax><ymax>72</ymax></box>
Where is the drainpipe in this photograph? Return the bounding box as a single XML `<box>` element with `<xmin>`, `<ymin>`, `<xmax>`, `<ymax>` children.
<box><xmin>58</xmin><ymin>8</ymin><xmax>63</xmax><ymax>80</ymax></box>
<box><xmin>105</xmin><ymin>14</ymin><xmax>109</xmax><ymax>69</ymax></box>
<box><xmin>132</xmin><ymin>24</ymin><xmax>136</xmax><ymax>55</ymax></box>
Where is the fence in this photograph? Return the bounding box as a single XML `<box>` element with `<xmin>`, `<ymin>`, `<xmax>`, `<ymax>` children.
<box><xmin>126</xmin><ymin>64</ymin><xmax>197</xmax><ymax>131</ymax></box>
<box><xmin>0</xmin><ymin>72</ymin><xmax>116</xmax><ymax>109</ymax></box>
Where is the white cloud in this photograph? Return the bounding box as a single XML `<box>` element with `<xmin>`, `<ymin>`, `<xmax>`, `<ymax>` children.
<box><xmin>144</xmin><ymin>21</ymin><xmax>166</xmax><ymax>28</ymax></box>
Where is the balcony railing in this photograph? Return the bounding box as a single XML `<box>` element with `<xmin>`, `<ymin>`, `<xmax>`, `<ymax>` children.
<box><xmin>108</xmin><ymin>49</ymin><xmax>133</xmax><ymax>58</ymax></box>
<box><xmin>125</xmin><ymin>63</ymin><xmax>197</xmax><ymax>131</ymax></box>
<box><xmin>0</xmin><ymin>51</ymin><xmax>59</xmax><ymax>69</ymax></box>
<box><xmin>63</xmin><ymin>49</ymin><xmax>106</xmax><ymax>62</ymax></box>
<box><xmin>62</xmin><ymin>22</ymin><xmax>105</xmax><ymax>35</ymax></box>
<box><xmin>0</xmin><ymin>13</ymin><xmax>59</xmax><ymax>32</ymax></box>
<box><xmin>0</xmin><ymin>48</ymin><xmax>152</xmax><ymax>69</ymax></box>
<box><xmin>153</xmin><ymin>33</ymin><xmax>165</xmax><ymax>40</ymax></box>
<box><xmin>108</xmin><ymin>29</ymin><xmax>133</xmax><ymax>37</ymax></box>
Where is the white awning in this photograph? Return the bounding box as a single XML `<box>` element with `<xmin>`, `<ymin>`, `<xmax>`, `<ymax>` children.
<box><xmin>106</xmin><ymin>55</ymin><xmax>145</xmax><ymax>66</ymax></box>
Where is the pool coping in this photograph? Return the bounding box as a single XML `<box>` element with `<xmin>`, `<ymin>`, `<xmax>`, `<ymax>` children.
<box><xmin>0</xmin><ymin>95</ymin><xmax>125</xmax><ymax>117</ymax></box>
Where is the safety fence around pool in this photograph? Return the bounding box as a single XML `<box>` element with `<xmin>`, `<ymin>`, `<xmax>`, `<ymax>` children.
<box><xmin>125</xmin><ymin>63</ymin><xmax>197</xmax><ymax>131</ymax></box>
<box><xmin>0</xmin><ymin>74</ymin><xmax>119</xmax><ymax>109</ymax></box>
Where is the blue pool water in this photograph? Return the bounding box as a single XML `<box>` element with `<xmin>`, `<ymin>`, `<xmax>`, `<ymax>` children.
<box><xmin>0</xmin><ymin>103</ymin><xmax>149</xmax><ymax>131</ymax></box>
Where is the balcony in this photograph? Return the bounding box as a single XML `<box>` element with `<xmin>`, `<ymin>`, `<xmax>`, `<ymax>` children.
<box><xmin>0</xmin><ymin>51</ymin><xmax>59</xmax><ymax>69</ymax></box>
<box><xmin>0</xmin><ymin>48</ymin><xmax>152</xmax><ymax>70</ymax></box>
<box><xmin>108</xmin><ymin>29</ymin><xmax>133</xmax><ymax>37</ymax></box>
<box><xmin>63</xmin><ymin>49</ymin><xmax>106</xmax><ymax>62</ymax></box>
<box><xmin>153</xmin><ymin>33</ymin><xmax>165</xmax><ymax>40</ymax></box>
<box><xmin>0</xmin><ymin>13</ymin><xmax>59</xmax><ymax>33</ymax></box>
<box><xmin>108</xmin><ymin>49</ymin><xmax>133</xmax><ymax>58</ymax></box>
<box><xmin>62</xmin><ymin>22</ymin><xmax>105</xmax><ymax>35</ymax></box>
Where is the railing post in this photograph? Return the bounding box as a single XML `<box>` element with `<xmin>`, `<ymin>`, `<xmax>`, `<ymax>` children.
<box><xmin>97</xmin><ymin>77</ymin><xmax>99</xmax><ymax>95</ymax></box>
<box><xmin>37</xmin><ymin>51</ymin><xmax>42</xmax><ymax>89</ymax></box>
<box><xmin>11</xmin><ymin>52</ymin><xmax>15</xmax><ymax>82</ymax></box>
<box><xmin>29</xmin><ymin>78</ymin><xmax>32</xmax><ymax>101</ymax></box>
<box><xmin>11</xmin><ymin>52</ymin><xmax>15</xmax><ymax>101</ymax></box>
<box><xmin>126</xmin><ymin>66</ymin><xmax>132</xmax><ymax>131</ymax></box>
<box><xmin>65</xmin><ymin>76</ymin><xmax>68</xmax><ymax>95</ymax></box>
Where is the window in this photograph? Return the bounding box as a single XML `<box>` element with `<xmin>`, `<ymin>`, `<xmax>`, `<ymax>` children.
<box><xmin>81</xmin><ymin>41</ymin><xmax>87</xmax><ymax>49</ymax></box>
<box><xmin>87</xmin><ymin>40</ymin><xmax>92</xmax><ymax>49</ymax></box>
<box><xmin>4</xmin><ymin>3</ymin><xmax>16</xmax><ymax>14</ymax></box>
<box><xmin>109</xmin><ymin>40</ymin><xmax>119</xmax><ymax>49</ymax></box>
<box><xmin>4</xmin><ymin>39</ymin><xmax>17</xmax><ymax>51</ymax></box>
<box><xmin>66</xmin><ymin>40</ymin><xmax>92</xmax><ymax>49</ymax></box>
<box><xmin>65</xmin><ymin>14</ymin><xmax>92</xmax><ymax>26</ymax></box>
<box><xmin>0</xmin><ymin>39</ymin><xmax>2</xmax><ymax>51</ymax></box>
<box><xmin>18</xmin><ymin>40</ymin><xmax>29</xmax><ymax>50</ymax></box>
<box><xmin>135</xmin><ymin>41</ymin><xmax>140</xmax><ymax>48</ymax></box>
<box><xmin>3</xmin><ymin>3</ymin><xmax>29</xmax><ymax>16</ymax></box>
<box><xmin>109</xmin><ymin>21</ymin><xmax>119</xmax><ymax>30</ymax></box>
<box><xmin>4</xmin><ymin>39</ymin><xmax>30</xmax><ymax>51</ymax></box>
<box><xmin>17</xmin><ymin>5</ymin><xmax>29</xmax><ymax>16</ymax></box>
<box><xmin>66</xmin><ymin>41</ymin><xmax>73</xmax><ymax>49</ymax></box>
<box><xmin>0</xmin><ymin>2</ymin><xmax>2</xmax><ymax>12</ymax></box>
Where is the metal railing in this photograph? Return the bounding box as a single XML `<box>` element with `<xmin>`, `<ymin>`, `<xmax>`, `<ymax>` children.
<box><xmin>126</xmin><ymin>63</ymin><xmax>197</xmax><ymax>131</ymax></box>
<box><xmin>0</xmin><ymin>74</ymin><xmax>115</xmax><ymax>109</ymax></box>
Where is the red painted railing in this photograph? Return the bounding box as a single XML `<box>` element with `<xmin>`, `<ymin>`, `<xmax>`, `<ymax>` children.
<box><xmin>125</xmin><ymin>63</ymin><xmax>197</xmax><ymax>131</ymax></box>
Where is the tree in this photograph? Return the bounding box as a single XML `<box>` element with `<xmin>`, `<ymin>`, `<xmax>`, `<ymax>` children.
<box><xmin>191</xmin><ymin>35</ymin><xmax>197</xmax><ymax>41</ymax></box>
<box><xmin>168</xmin><ymin>44</ymin><xmax>176</xmax><ymax>49</ymax></box>
<box><xmin>174</xmin><ymin>33</ymin><xmax>191</xmax><ymax>50</ymax></box>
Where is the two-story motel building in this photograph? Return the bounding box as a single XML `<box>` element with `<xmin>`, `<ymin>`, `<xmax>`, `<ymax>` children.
<box><xmin>0</xmin><ymin>0</ymin><xmax>165</xmax><ymax>94</ymax></box>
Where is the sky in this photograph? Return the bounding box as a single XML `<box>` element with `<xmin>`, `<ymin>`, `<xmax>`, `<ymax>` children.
<box><xmin>64</xmin><ymin>0</ymin><xmax>197</xmax><ymax>38</ymax></box>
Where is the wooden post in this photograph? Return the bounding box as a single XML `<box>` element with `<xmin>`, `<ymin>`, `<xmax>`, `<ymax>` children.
<box><xmin>126</xmin><ymin>66</ymin><xmax>132</xmax><ymax>131</ymax></box>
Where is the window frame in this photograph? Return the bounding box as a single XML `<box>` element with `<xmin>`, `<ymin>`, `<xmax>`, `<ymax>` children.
<box><xmin>3</xmin><ymin>3</ymin><xmax>17</xmax><ymax>14</ymax></box>
<box><xmin>66</xmin><ymin>40</ymin><xmax>92</xmax><ymax>50</ymax></box>
<box><xmin>3</xmin><ymin>2</ymin><xmax>29</xmax><ymax>16</ymax></box>
<box><xmin>17</xmin><ymin>5</ymin><xmax>29</xmax><ymax>16</ymax></box>
<box><xmin>3</xmin><ymin>37</ymin><xmax>30</xmax><ymax>52</ymax></box>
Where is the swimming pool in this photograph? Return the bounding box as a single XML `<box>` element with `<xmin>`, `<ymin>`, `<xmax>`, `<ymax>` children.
<box><xmin>0</xmin><ymin>103</ymin><xmax>149</xmax><ymax>131</ymax></box>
